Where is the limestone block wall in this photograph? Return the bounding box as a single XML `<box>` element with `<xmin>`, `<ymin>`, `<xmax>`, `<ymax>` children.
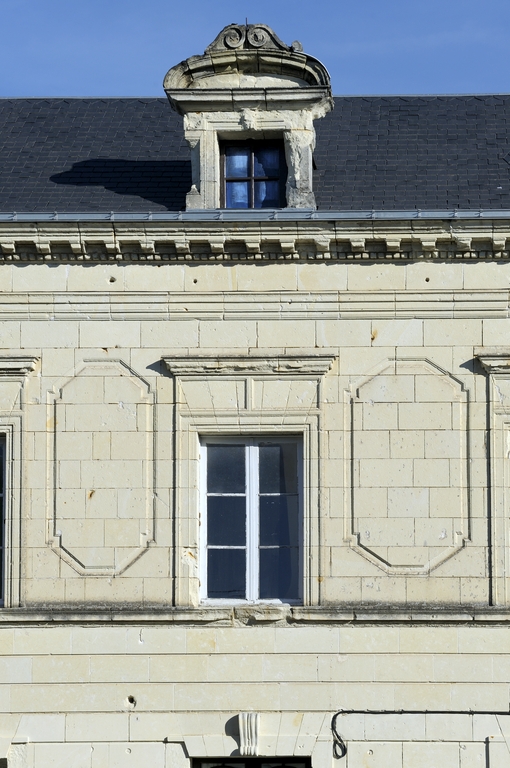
<box><xmin>0</xmin><ymin>258</ymin><xmax>506</xmax><ymax>608</ymax></box>
<box><xmin>0</xmin><ymin>254</ymin><xmax>508</xmax><ymax>765</ymax></box>
<box><xmin>0</xmin><ymin>623</ymin><xmax>509</xmax><ymax>766</ymax></box>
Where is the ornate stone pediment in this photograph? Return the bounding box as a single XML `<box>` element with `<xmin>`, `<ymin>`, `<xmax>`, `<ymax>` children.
<box><xmin>163</xmin><ymin>23</ymin><xmax>333</xmax><ymax>211</ymax></box>
<box><xmin>206</xmin><ymin>23</ymin><xmax>298</xmax><ymax>53</ymax></box>
<box><xmin>164</xmin><ymin>23</ymin><xmax>331</xmax><ymax>93</ymax></box>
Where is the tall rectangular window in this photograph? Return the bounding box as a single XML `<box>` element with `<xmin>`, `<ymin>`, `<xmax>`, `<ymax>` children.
<box><xmin>221</xmin><ymin>142</ymin><xmax>287</xmax><ymax>209</ymax></box>
<box><xmin>201</xmin><ymin>436</ymin><xmax>301</xmax><ymax>602</ymax></box>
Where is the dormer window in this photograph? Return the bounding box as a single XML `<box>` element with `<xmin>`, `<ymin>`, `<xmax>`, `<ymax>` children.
<box><xmin>164</xmin><ymin>23</ymin><xmax>333</xmax><ymax>210</ymax></box>
<box><xmin>222</xmin><ymin>142</ymin><xmax>287</xmax><ymax>209</ymax></box>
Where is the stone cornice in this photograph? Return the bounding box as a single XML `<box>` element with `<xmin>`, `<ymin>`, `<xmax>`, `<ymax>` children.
<box><xmin>1</xmin><ymin>219</ymin><xmax>510</xmax><ymax>262</ymax></box>
<box><xmin>0</xmin><ymin>356</ymin><xmax>39</xmax><ymax>376</ymax></box>
<box><xmin>163</xmin><ymin>353</ymin><xmax>335</xmax><ymax>376</ymax></box>
<box><xmin>475</xmin><ymin>347</ymin><xmax>510</xmax><ymax>374</ymax></box>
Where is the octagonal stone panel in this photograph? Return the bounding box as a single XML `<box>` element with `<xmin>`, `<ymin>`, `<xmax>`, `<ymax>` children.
<box><xmin>47</xmin><ymin>360</ymin><xmax>155</xmax><ymax>575</ymax></box>
<box><xmin>344</xmin><ymin>358</ymin><xmax>469</xmax><ymax>574</ymax></box>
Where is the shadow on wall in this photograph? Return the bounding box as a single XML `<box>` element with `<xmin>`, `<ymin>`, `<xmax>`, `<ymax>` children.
<box><xmin>50</xmin><ymin>159</ymin><xmax>191</xmax><ymax>210</ymax></box>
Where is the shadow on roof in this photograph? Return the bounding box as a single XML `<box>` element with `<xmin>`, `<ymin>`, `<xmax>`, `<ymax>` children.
<box><xmin>50</xmin><ymin>159</ymin><xmax>191</xmax><ymax>211</ymax></box>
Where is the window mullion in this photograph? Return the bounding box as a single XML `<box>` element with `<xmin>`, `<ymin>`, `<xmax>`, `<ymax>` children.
<box><xmin>246</xmin><ymin>441</ymin><xmax>259</xmax><ymax>600</ymax></box>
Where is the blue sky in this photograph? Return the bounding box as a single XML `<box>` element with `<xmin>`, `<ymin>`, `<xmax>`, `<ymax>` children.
<box><xmin>1</xmin><ymin>0</ymin><xmax>509</xmax><ymax>97</ymax></box>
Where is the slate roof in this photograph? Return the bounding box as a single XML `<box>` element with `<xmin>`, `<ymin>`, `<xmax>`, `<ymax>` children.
<box><xmin>1</xmin><ymin>95</ymin><xmax>510</xmax><ymax>213</ymax></box>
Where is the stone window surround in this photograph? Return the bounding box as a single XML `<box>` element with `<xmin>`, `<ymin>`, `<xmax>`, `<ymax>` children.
<box><xmin>162</xmin><ymin>353</ymin><xmax>335</xmax><ymax>608</ymax></box>
<box><xmin>0</xmin><ymin>356</ymin><xmax>39</xmax><ymax>608</ymax></box>
<box><xmin>475</xmin><ymin>347</ymin><xmax>510</xmax><ymax>606</ymax></box>
<box><xmin>183</xmin><ymin>107</ymin><xmax>321</xmax><ymax>211</ymax></box>
<box><xmin>164</xmin><ymin>22</ymin><xmax>333</xmax><ymax>212</ymax></box>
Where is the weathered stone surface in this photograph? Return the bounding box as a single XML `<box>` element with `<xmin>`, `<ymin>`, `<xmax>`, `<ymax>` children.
<box><xmin>163</xmin><ymin>24</ymin><xmax>332</xmax><ymax>210</ymax></box>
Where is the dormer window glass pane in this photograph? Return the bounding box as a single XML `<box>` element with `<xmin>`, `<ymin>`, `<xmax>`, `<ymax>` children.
<box><xmin>226</xmin><ymin>181</ymin><xmax>249</xmax><ymax>209</ymax></box>
<box><xmin>254</xmin><ymin>147</ymin><xmax>280</xmax><ymax>176</ymax></box>
<box><xmin>222</xmin><ymin>142</ymin><xmax>286</xmax><ymax>209</ymax></box>
<box><xmin>254</xmin><ymin>180</ymin><xmax>280</xmax><ymax>208</ymax></box>
<box><xmin>225</xmin><ymin>147</ymin><xmax>250</xmax><ymax>178</ymax></box>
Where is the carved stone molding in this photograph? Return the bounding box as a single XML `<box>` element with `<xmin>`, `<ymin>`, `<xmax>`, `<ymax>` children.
<box><xmin>475</xmin><ymin>347</ymin><xmax>510</xmax><ymax>374</ymax></box>
<box><xmin>344</xmin><ymin>358</ymin><xmax>469</xmax><ymax>577</ymax></box>
<box><xmin>47</xmin><ymin>359</ymin><xmax>155</xmax><ymax>577</ymax></box>
<box><xmin>239</xmin><ymin>712</ymin><xmax>260</xmax><ymax>756</ymax></box>
<box><xmin>165</xmin><ymin>24</ymin><xmax>331</xmax><ymax>92</ymax></box>
<box><xmin>475</xmin><ymin>347</ymin><xmax>510</xmax><ymax>605</ymax></box>
<box><xmin>1</xmin><ymin>221</ymin><xmax>509</xmax><ymax>262</ymax></box>
<box><xmin>0</xmin><ymin>356</ymin><xmax>39</xmax><ymax>376</ymax></box>
<box><xmin>0</xmin><ymin>291</ymin><xmax>503</xmax><ymax>323</ymax></box>
<box><xmin>163</xmin><ymin>23</ymin><xmax>332</xmax><ymax>210</ymax></box>
<box><xmin>206</xmin><ymin>24</ymin><xmax>292</xmax><ymax>53</ymax></box>
<box><xmin>163</xmin><ymin>354</ymin><xmax>335</xmax><ymax>377</ymax></box>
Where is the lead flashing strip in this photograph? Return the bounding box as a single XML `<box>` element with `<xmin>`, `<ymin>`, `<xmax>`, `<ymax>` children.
<box><xmin>2</xmin><ymin>209</ymin><xmax>510</xmax><ymax>222</ymax></box>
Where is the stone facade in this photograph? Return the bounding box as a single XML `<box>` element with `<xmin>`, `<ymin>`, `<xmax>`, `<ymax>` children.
<box><xmin>0</xmin><ymin>23</ymin><xmax>509</xmax><ymax>768</ymax></box>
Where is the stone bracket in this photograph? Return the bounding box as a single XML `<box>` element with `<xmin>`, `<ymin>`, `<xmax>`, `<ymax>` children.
<box><xmin>3</xmin><ymin>226</ymin><xmax>510</xmax><ymax>261</ymax></box>
<box><xmin>0</xmin><ymin>357</ymin><xmax>39</xmax><ymax>377</ymax></box>
<box><xmin>239</xmin><ymin>712</ymin><xmax>260</xmax><ymax>756</ymax></box>
<box><xmin>475</xmin><ymin>347</ymin><xmax>510</xmax><ymax>376</ymax></box>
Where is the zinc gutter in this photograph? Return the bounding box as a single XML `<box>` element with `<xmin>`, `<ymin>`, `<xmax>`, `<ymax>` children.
<box><xmin>1</xmin><ymin>209</ymin><xmax>510</xmax><ymax>223</ymax></box>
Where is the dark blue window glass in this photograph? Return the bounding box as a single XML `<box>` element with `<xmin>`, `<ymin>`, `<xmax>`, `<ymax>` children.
<box><xmin>254</xmin><ymin>180</ymin><xmax>280</xmax><ymax>208</ymax></box>
<box><xmin>207</xmin><ymin>444</ymin><xmax>245</xmax><ymax>493</ymax></box>
<box><xmin>259</xmin><ymin>496</ymin><xmax>299</xmax><ymax>547</ymax></box>
<box><xmin>195</xmin><ymin>757</ymin><xmax>310</xmax><ymax>768</ymax></box>
<box><xmin>223</xmin><ymin>143</ymin><xmax>285</xmax><ymax>209</ymax></box>
<box><xmin>254</xmin><ymin>147</ymin><xmax>280</xmax><ymax>177</ymax></box>
<box><xmin>259</xmin><ymin>546</ymin><xmax>299</xmax><ymax>600</ymax></box>
<box><xmin>207</xmin><ymin>496</ymin><xmax>246</xmax><ymax>547</ymax></box>
<box><xmin>259</xmin><ymin>442</ymin><xmax>298</xmax><ymax>494</ymax></box>
<box><xmin>225</xmin><ymin>147</ymin><xmax>250</xmax><ymax>177</ymax></box>
<box><xmin>208</xmin><ymin>549</ymin><xmax>245</xmax><ymax>599</ymax></box>
<box><xmin>258</xmin><ymin>440</ymin><xmax>300</xmax><ymax>601</ymax></box>
<box><xmin>205</xmin><ymin>439</ymin><xmax>299</xmax><ymax>602</ymax></box>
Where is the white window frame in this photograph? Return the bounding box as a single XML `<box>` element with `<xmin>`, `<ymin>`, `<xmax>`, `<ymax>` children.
<box><xmin>200</xmin><ymin>435</ymin><xmax>303</xmax><ymax>605</ymax></box>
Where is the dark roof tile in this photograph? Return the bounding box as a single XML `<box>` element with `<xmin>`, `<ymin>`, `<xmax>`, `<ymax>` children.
<box><xmin>0</xmin><ymin>96</ymin><xmax>510</xmax><ymax>212</ymax></box>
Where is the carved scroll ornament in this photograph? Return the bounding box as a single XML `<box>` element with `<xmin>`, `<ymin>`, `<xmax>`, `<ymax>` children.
<box><xmin>206</xmin><ymin>23</ymin><xmax>298</xmax><ymax>52</ymax></box>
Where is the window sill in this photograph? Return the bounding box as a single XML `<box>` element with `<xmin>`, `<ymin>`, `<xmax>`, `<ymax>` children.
<box><xmin>1</xmin><ymin>605</ymin><xmax>510</xmax><ymax>626</ymax></box>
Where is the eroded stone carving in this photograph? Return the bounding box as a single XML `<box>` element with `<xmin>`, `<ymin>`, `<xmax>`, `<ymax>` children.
<box><xmin>284</xmin><ymin>129</ymin><xmax>317</xmax><ymax>209</ymax></box>
<box><xmin>163</xmin><ymin>354</ymin><xmax>335</xmax><ymax>376</ymax></box>
<box><xmin>206</xmin><ymin>24</ymin><xmax>291</xmax><ymax>52</ymax></box>
<box><xmin>163</xmin><ymin>23</ymin><xmax>333</xmax><ymax>210</ymax></box>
